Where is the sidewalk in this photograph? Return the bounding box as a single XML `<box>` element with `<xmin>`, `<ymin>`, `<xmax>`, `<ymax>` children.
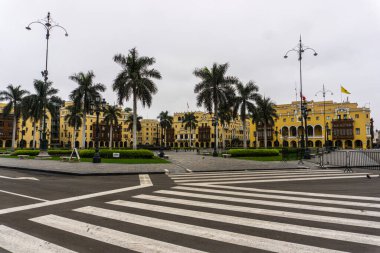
<box><xmin>0</xmin><ymin>151</ymin><xmax>320</xmax><ymax>175</ymax></box>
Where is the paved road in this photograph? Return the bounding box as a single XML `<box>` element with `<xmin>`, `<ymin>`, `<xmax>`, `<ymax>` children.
<box><xmin>1</xmin><ymin>167</ymin><xmax>380</xmax><ymax>252</ymax></box>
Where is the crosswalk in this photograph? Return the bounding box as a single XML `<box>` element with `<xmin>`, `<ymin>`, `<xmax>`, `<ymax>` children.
<box><xmin>1</xmin><ymin>169</ymin><xmax>380</xmax><ymax>252</ymax></box>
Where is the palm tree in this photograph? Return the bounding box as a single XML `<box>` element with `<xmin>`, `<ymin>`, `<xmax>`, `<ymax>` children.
<box><xmin>32</xmin><ymin>80</ymin><xmax>62</xmax><ymax>152</ymax></box>
<box><xmin>232</xmin><ymin>81</ymin><xmax>261</xmax><ymax>149</ymax></box>
<box><xmin>126</xmin><ymin>114</ymin><xmax>142</xmax><ymax>146</ymax></box>
<box><xmin>103</xmin><ymin>105</ymin><xmax>122</xmax><ymax>149</ymax></box>
<box><xmin>69</xmin><ymin>71</ymin><xmax>106</xmax><ymax>149</ymax></box>
<box><xmin>0</xmin><ymin>85</ymin><xmax>29</xmax><ymax>150</ymax></box>
<box><xmin>182</xmin><ymin>112</ymin><xmax>198</xmax><ymax>147</ymax></box>
<box><xmin>256</xmin><ymin>96</ymin><xmax>278</xmax><ymax>148</ymax></box>
<box><xmin>250</xmin><ymin>109</ymin><xmax>261</xmax><ymax>148</ymax></box>
<box><xmin>113</xmin><ymin>48</ymin><xmax>161</xmax><ymax>150</ymax></box>
<box><xmin>21</xmin><ymin>95</ymin><xmax>40</xmax><ymax>149</ymax></box>
<box><xmin>124</xmin><ymin>107</ymin><xmax>132</xmax><ymax>113</ymax></box>
<box><xmin>219</xmin><ymin>101</ymin><xmax>234</xmax><ymax>149</ymax></box>
<box><xmin>157</xmin><ymin>111</ymin><xmax>173</xmax><ymax>147</ymax></box>
<box><xmin>64</xmin><ymin>105</ymin><xmax>82</xmax><ymax>149</ymax></box>
<box><xmin>193</xmin><ymin>63</ymin><xmax>237</xmax><ymax>155</ymax></box>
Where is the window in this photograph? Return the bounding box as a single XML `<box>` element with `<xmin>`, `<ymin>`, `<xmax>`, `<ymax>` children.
<box><xmin>291</xmin><ymin>118</ymin><xmax>294</xmax><ymax>122</ymax></box>
<box><xmin>316</xmin><ymin>116</ymin><xmax>319</xmax><ymax>121</ymax></box>
<box><xmin>283</xmin><ymin>118</ymin><xmax>286</xmax><ymax>122</ymax></box>
<box><xmin>326</xmin><ymin>116</ymin><xmax>330</xmax><ymax>120</ymax></box>
<box><xmin>343</xmin><ymin>114</ymin><xmax>348</xmax><ymax>119</ymax></box>
<box><xmin>366</xmin><ymin>114</ymin><xmax>369</xmax><ymax>118</ymax></box>
<box><xmin>337</xmin><ymin>115</ymin><xmax>341</xmax><ymax>120</ymax></box>
<box><xmin>356</xmin><ymin>128</ymin><xmax>360</xmax><ymax>135</ymax></box>
<box><xmin>355</xmin><ymin>114</ymin><xmax>359</xmax><ymax>119</ymax></box>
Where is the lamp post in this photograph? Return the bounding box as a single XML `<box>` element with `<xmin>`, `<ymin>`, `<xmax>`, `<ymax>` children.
<box><xmin>26</xmin><ymin>12</ymin><xmax>68</xmax><ymax>155</ymax></box>
<box><xmin>91</xmin><ymin>95</ymin><xmax>106</xmax><ymax>163</ymax></box>
<box><xmin>315</xmin><ymin>84</ymin><xmax>333</xmax><ymax>149</ymax></box>
<box><xmin>284</xmin><ymin>36</ymin><xmax>318</xmax><ymax>151</ymax></box>
<box><xmin>326</xmin><ymin>122</ymin><xmax>330</xmax><ymax>150</ymax></box>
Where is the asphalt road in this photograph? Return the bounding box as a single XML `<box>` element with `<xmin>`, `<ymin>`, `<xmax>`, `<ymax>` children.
<box><xmin>1</xmin><ymin>167</ymin><xmax>380</xmax><ymax>252</ymax></box>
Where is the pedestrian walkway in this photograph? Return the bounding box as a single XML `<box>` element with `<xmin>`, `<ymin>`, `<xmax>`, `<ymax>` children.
<box><xmin>1</xmin><ymin>169</ymin><xmax>380</xmax><ymax>252</ymax></box>
<box><xmin>0</xmin><ymin>151</ymin><xmax>317</xmax><ymax>175</ymax></box>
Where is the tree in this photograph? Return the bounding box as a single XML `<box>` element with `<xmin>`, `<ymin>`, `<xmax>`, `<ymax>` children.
<box><xmin>256</xmin><ymin>96</ymin><xmax>278</xmax><ymax>148</ymax></box>
<box><xmin>250</xmin><ymin>108</ymin><xmax>261</xmax><ymax>148</ymax></box>
<box><xmin>219</xmin><ymin>101</ymin><xmax>234</xmax><ymax>149</ymax></box>
<box><xmin>124</xmin><ymin>107</ymin><xmax>132</xmax><ymax>113</ymax></box>
<box><xmin>157</xmin><ymin>111</ymin><xmax>173</xmax><ymax>147</ymax></box>
<box><xmin>31</xmin><ymin>80</ymin><xmax>62</xmax><ymax>151</ymax></box>
<box><xmin>193</xmin><ymin>63</ymin><xmax>237</xmax><ymax>155</ymax></box>
<box><xmin>64</xmin><ymin>105</ymin><xmax>82</xmax><ymax>149</ymax></box>
<box><xmin>0</xmin><ymin>85</ymin><xmax>29</xmax><ymax>150</ymax></box>
<box><xmin>232</xmin><ymin>81</ymin><xmax>260</xmax><ymax>149</ymax></box>
<box><xmin>20</xmin><ymin>95</ymin><xmax>39</xmax><ymax>149</ymax></box>
<box><xmin>103</xmin><ymin>105</ymin><xmax>122</xmax><ymax>149</ymax></box>
<box><xmin>182</xmin><ymin>112</ymin><xmax>198</xmax><ymax>147</ymax></box>
<box><xmin>113</xmin><ymin>48</ymin><xmax>161</xmax><ymax>150</ymax></box>
<box><xmin>126</xmin><ymin>114</ymin><xmax>142</xmax><ymax>145</ymax></box>
<box><xmin>69</xmin><ymin>71</ymin><xmax>106</xmax><ymax>149</ymax></box>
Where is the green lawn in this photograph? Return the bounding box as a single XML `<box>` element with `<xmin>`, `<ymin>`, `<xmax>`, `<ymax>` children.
<box><xmin>0</xmin><ymin>155</ymin><xmax>170</xmax><ymax>164</ymax></box>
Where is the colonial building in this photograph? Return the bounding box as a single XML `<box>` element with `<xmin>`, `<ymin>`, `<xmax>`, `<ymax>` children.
<box><xmin>250</xmin><ymin>100</ymin><xmax>372</xmax><ymax>149</ymax></box>
<box><xmin>0</xmin><ymin>100</ymin><xmax>373</xmax><ymax>149</ymax></box>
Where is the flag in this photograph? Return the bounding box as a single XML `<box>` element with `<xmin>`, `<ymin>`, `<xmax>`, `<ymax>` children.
<box><xmin>341</xmin><ymin>86</ymin><xmax>351</xmax><ymax>95</ymax></box>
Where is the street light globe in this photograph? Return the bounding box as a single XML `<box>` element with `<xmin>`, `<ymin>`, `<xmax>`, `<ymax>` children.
<box><xmin>25</xmin><ymin>26</ymin><xmax>31</xmax><ymax>30</ymax></box>
<box><xmin>314</xmin><ymin>52</ymin><xmax>318</xmax><ymax>56</ymax></box>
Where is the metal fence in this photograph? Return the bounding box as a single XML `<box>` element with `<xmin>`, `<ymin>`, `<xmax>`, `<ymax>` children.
<box><xmin>308</xmin><ymin>148</ymin><xmax>380</xmax><ymax>171</ymax></box>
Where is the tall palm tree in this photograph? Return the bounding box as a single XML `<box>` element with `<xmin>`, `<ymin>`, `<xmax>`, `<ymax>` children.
<box><xmin>219</xmin><ymin>101</ymin><xmax>234</xmax><ymax>149</ymax></box>
<box><xmin>64</xmin><ymin>105</ymin><xmax>82</xmax><ymax>149</ymax></box>
<box><xmin>103</xmin><ymin>105</ymin><xmax>122</xmax><ymax>149</ymax></box>
<box><xmin>256</xmin><ymin>96</ymin><xmax>278</xmax><ymax>148</ymax></box>
<box><xmin>157</xmin><ymin>111</ymin><xmax>173</xmax><ymax>147</ymax></box>
<box><xmin>21</xmin><ymin>95</ymin><xmax>40</xmax><ymax>149</ymax></box>
<box><xmin>0</xmin><ymin>85</ymin><xmax>29</xmax><ymax>150</ymax></box>
<box><xmin>32</xmin><ymin>80</ymin><xmax>62</xmax><ymax>152</ymax></box>
<box><xmin>250</xmin><ymin>109</ymin><xmax>261</xmax><ymax>148</ymax></box>
<box><xmin>126</xmin><ymin>114</ymin><xmax>142</xmax><ymax>132</ymax></box>
<box><xmin>193</xmin><ymin>63</ymin><xmax>237</xmax><ymax>155</ymax></box>
<box><xmin>232</xmin><ymin>81</ymin><xmax>261</xmax><ymax>149</ymax></box>
<box><xmin>113</xmin><ymin>48</ymin><xmax>161</xmax><ymax>150</ymax></box>
<box><xmin>182</xmin><ymin>112</ymin><xmax>198</xmax><ymax>147</ymax></box>
<box><xmin>69</xmin><ymin>71</ymin><xmax>106</xmax><ymax>149</ymax></box>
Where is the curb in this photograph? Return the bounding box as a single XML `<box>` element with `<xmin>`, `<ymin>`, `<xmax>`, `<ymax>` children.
<box><xmin>0</xmin><ymin>165</ymin><xmax>166</xmax><ymax>176</ymax></box>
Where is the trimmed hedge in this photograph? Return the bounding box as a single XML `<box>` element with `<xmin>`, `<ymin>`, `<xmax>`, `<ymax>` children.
<box><xmin>11</xmin><ymin>150</ymin><xmax>40</xmax><ymax>156</ymax></box>
<box><xmin>227</xmin><ymin>149</ymin><xmax>279</xmax><ymax>157</ymax></box>
<box><xmin>79</xmin><ymin>149</ymin><xmax>154</xmax><ymax>159</ymax></box>
<box><xmin>48</xmin><ymin>150</ymin><xmax>72</xmax><ymax>156</ymax></box>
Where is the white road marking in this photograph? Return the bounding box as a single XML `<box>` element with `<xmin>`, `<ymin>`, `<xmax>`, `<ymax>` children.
<box><xmin>156</xmin><ymin>190</ymin><xmax>380</xmax><ymax>217</ymax></box>
<box><xmin>173</xmin><ymin>173</ymin><xmax>356</xmax><ymax>183</ymax></box>
<box><xmin>75</xmin><ymin>206</ymin><xmax>347</xmax><ymax>253</ymax></box>
<box><xmin>31</xmin><ymin>215</ymin><xmax>206</xmax><ymax>253</ymax></box>
<box><xmin>139</xmin><ymin>174</ymin><xmax>153</xmax><ymax>186</ymax></box>
<box><xmin>0</xmin><ymin>185</ymin><xmax>149</xmax><ymax>215</ymax></box>
<box><xmin>198</xmin><ymin>174</ymin><xmax>372</xmax><ymax>185</ymax></box>
<box><xmin>0</xmin><ymin>225</ymin><xmax>76</xmax><ymax>253</ymax></box>
<box><xmin>134</xmin><ymin>194</ymin><xmax>380</xmax><ymax>229</ymax></box>
<box><xmin>169</xmin><ymin>169</ymin><xmax>342</xmax><ymax>178</ymax></box>
<box><xmin>0</xmin><ymin>190</ymin><xmax>48</xmax><ymax>202</ymax></box>
<box><xmin>173</xmin><ymin>186</ymin><xmax>380</xmax><ymax>208</ymax></box>
<box><xmin>109</xmin><ymin>200</ymin><xmax>380</xmax><ymax>247</ymax></box>
<box><xmin>0</xmin><ymin>175</ymin><xmax>39</xmax><ymax>181</ymax></box>
<box><xmin>169</xmin><ymin>169</ymin><xmax>343</xmax><ymax>179</ymax></box>
<box><xmin>206</xmin><ymin>185</ymin><xmax>380</xmax><ymax>202</ymax></box>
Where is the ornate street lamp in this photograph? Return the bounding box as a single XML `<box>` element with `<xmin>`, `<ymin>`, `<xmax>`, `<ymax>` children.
<box><xmin>90</xmin><ymin>95</ymin><xmax>106</xmax><ymax>163</ymax></box>
<box><xmin>315</xmin><ymin>84</ymin><xmax>333</xmax><ymax>149</ymax></box>
<box><xmin>284</xmin><ymin>36</ymin><xmax>318</xmax><ymax>151</ymax></box>
<box><xmin>26</xmin><ymin>12</ymin><xmax>68</xmax><ymax>155</ymax></box>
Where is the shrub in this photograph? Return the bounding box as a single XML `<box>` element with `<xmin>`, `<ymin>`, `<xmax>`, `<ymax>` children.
<box><xmin>227</xmin><ymin>149</ymin><xmax>279</xmax><ymax>157</ymax></box>
<box><xmin>48</xmin><ymin>150</ymin><xmax>73</xmax><ymax>156</ymax></box>
<box><xmin>11</xmin><ymin>150</ymin><xmax>40</xmax><ymax>156</ymax></box>
<box><xmin>78</xmin><ymin>149</ymin><xmax>154</xmax><ymax>159</ymax></box>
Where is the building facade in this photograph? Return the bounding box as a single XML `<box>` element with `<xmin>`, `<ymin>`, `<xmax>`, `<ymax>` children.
<box><xmin>0</xmin><ymin>100</ymin><xmax>373</xmax><ymax>149</ymax></box>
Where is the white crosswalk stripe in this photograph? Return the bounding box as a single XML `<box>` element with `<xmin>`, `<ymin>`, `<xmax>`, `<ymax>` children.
<box><xmin>30</xmin><ymin>214</ymin><xmax>206</xmax><ymax>253</ymax></box>
<box><xmin>0</xmin><ymin>225</ymin><xmax>76</xmax><ymax>253</ymax></box>
<box><xmin>74</xmin><ymin>206</ymin><xmax>347</xmax><ymax>253</ymax></box>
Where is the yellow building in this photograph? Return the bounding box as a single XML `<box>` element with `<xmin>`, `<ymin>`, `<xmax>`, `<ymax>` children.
<box><xmin>170</xmin><ymin>111</ymin><xmax>249</xmax><ymax>148</ymax></box>
<box><xmin>249</xmin><ymin>100</ymin><xmax>372</xmax><ymax>149</ymax></box>
<box><xmin>0</xmin><ymin>100</ymin><xmax>372</xmax><ymax>150</ymax></box>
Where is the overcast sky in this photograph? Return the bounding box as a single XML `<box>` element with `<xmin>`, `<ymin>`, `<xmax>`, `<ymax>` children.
<box><xmin>1</xmin><ymin>0</ymin><xmax>379</xmax><ymax>129</ymax></box>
